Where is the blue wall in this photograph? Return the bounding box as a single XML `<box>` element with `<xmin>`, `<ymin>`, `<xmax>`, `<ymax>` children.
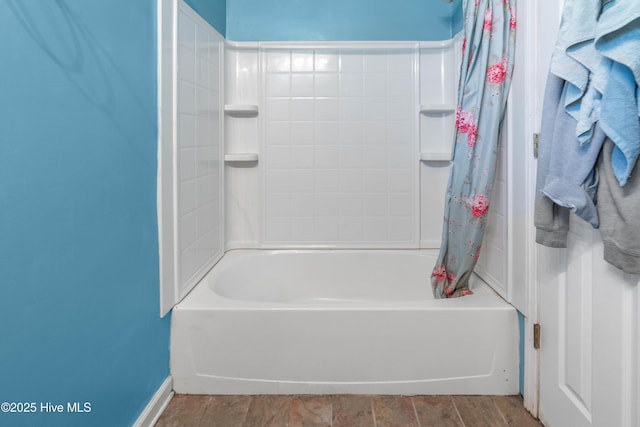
<box><xmin>452</xmin><ymin>0</ymin><xmax>464</xmax><ymax>36</ymax></box>
<box><xmin>0</xmin><ymin>1</ymin><xmax>170</xmax><ymax>426</ymax></box>
<box><xmin>518</xmin><ymin>311</ymin><xmax>525</xmax><ymax>396</ymax></box>
<box><xmin>185</xmin><ymin>0</ymin><xmax>226</xmax><ymax>35</ymax></box>
<box><xmin>226</xmin><ymin>0</ymin><xmax>459</xmax><ymax>41</ymax></box>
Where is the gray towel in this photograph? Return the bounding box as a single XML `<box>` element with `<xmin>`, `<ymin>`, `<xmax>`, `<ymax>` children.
<box><xmin>597</xmin><ymin>139</ymin><xmax>640</xmax><ymax>274</ymax></box>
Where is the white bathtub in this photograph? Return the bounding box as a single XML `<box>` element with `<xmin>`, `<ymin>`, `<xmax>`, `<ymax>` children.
<box><xmin>171</xmin><ymin>249</ymin><xmax>519</xmax><ymax>395</ymax></box>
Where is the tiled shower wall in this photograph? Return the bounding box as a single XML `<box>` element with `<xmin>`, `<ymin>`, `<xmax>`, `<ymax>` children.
<box><xmin>262</xmin><ymin>46</ymin><xmax>417</xmax><ymax>247</ymax></box>
<box><xmin>476</xmin><ymin>133</ymin><xmax>508</xmax><ymax>296</ymax></box>
<box><xmin>225</xmin><ymin>40</ymin><xmax>468</xmax><ymax>250</ymax></box>
<box><xmin>176</xmin><ymin>3</ymin><xmax>224</xmax><ymax>300</ymax></box>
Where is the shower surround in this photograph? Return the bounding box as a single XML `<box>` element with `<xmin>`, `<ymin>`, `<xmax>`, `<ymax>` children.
<box><xmin>166</xmin><ymin>1</ymin><xmax>517</xmax><ymax>395</ymax></box>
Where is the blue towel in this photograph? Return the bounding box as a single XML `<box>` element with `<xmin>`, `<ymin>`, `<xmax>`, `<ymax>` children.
<box><xmin>599</xmin><ymin>62</ymin><xmax>640</xmax><ymax>186</ymax></box>
<box><xmin>550</xmin><ymin>0</ymin><xmax>607</xmax><ymax>146</ymax></box>
<box><xmin>595</xmin><ymin>0</ymin><xmax>640</xmax><ymax>185</ymax></box>
<box><xmin>550</xmin><ymin>0</ymin><xmax>592</xmax><ymax>116</ymax></box>
<box><xmin>595</xmin><ymin>0</ymin><xmax>640</xmax><ymax>86</ymax></box>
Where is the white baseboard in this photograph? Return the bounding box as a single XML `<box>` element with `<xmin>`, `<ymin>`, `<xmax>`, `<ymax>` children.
<box><xmin>133</xmin><ymin>376</ymin><xmax>174</xmax><ymax>427</ymax></box>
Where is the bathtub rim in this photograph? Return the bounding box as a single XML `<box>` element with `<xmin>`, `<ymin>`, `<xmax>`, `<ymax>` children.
<box><xmin>174</xmin><ymin>248</ymin><xmax>513</xmax><ymax>311</ymax></box>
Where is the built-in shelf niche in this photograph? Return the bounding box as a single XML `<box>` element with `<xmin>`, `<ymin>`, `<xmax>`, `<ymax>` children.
<box><xmin>224</xmin><ymin>44</ymin><xmax>261</xmax><ymax>249</ymax></box>
<box><xmin>418</xmin><ymin>33</ymin><xmax>462</xmax><ymax>249</ymax></box>
<box><xmin>419</xmin><ymin>152</ymin><xmax>451</xmax><ymax>162</ymax></box>
<box><xmin>224</xmin><ymin>104</ymin><xmax>259</xmax><ymax>116</ymax></box>
<box><xmin>419</xmin><ymin>104</ymin><xmax>456</xmax><ymax>114</ymax></box>
<box><xmin>224</xmin><ymin>153</ymin><xmax>259</xmax><ymax>163</ymax></box>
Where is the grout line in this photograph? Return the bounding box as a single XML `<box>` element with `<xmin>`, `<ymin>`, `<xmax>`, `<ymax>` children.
<box><xmin>411</xmin><ymin>397</ymin><xmax>422</xmax><ymax>427</ymax></box>
<box><xmin>492</xmin><ymin>396</ymin><xmax>511</xmax><ymax>427</ymax></box>
<box><xmin>371</xmin><ymin>396</ymin><xmax>378</xmax><ymax>427</ymax></box>
<box><xmin>329</xmin><ymin>395</ymin><xmax>333</xmax><ymax>427</ymax></box>
<box><xmin>451</xmin><ymin>396</ymin><xmax>467</xmax><ymax>427</ymax></box>
<box><xmin>239</xmin><ymin>395</ymin><xmax>252</xmax><ymax>426</ymax></box>
<box><xmin>196</xmin><ymin>395</ymin><xmax>214</xmax><ymax>427</ymax></box>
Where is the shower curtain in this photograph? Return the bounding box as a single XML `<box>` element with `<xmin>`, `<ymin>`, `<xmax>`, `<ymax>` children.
<box><xmin>431</xmin><ymin>0</ymin><xmax>517</xmax><ymax>298</ymax></box>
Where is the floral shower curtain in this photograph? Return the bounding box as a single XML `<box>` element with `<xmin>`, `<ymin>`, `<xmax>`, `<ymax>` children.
<box><xmin>431</xmin><ymin>0</ymin><xmax>517</xmax><ymax>298</ymax></box>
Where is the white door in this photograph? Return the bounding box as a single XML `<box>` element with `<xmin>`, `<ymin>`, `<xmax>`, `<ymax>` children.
<box><xmin>538</xmin><ymin>221</ymin><xmax>640</xmax><ymax>427</ymax></box>
<box><xmin>535</xmin><ymin>3</ymin><xmax>640</xmax><ymax>427</ymax></box>
<box><xmin>533</xmin><ymin>2</ymin><xmax>594</xmax><ymax>423</ymax></box>
<box><xmin>538</xmin><ymin>221</ymin><xmax>595</xmax><ymax>427</ymax></box>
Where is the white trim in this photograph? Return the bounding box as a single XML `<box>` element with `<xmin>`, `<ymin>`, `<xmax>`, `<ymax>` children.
<box><xmin>226</xmin><ymin>38</ymin><xmax>459</xmax><ymax>51</ymax></box>
<box><xmin>232</xmin><ymin>40</ymin><xmax>455</xmax><ymax>50</ymax></box>
<box><xmin>523</xmin><ymin>311</ymin><xmax>539</xmax><ymax>415</ymax></box>
<box><xmin>133</xmin><ymin>376</ymin><xmax>174</xmax><ymax>427</ymax></box>
<box><xmin>224</xmin><ymin>40</ymin><xmax>260</xmax><ymax>49</ymax></box>
<box><xmin>259</xmin><ymin>41</ymin><xmax>420</xmax><ymax>50</ymax></box>
<box><xmin>412</xmin><ymin>44</ymin><xmax>421</xmax><ymax>252</ymax></box>
<box><xmin>158</xmin><ymin>0</ymin><xmax>178</xmax><ymax>317</ymax></box>
<box><xmin>418</xmin><ymin>38</ymin><xmax>459</xmax><ymax>49</ymax></box>
<box><xmin>523</xmin><ymin>0</ymin><xmax>545</xmax><ymax>416</ymax></box>
<box><xmin>257</xmin><ymin>242</ymin><xmax>425</xmax><ymax>250</ymax></box>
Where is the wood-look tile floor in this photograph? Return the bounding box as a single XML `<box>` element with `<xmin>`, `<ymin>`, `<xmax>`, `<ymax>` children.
<box><xmin>155</xmin><ymin>394</ymin><xmax>545</xmax><ymax>427</ymax></box>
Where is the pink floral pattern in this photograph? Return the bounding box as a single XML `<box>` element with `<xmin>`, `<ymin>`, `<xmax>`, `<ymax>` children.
<box><xmin>456</xmin><ymin>108</ymin><xmax>474</xmax><ymax>133</ymax></box>
<box><xmin>509</xmin><ymin>7</ymin><xmax>517</xmax><ymax>29</ymax></box>
<box><xmin>431</xmin><ymin>0</ymin><xmax>516</xmax><ymax>299</ymax></box>
<box><xmin>456</xmin><ymin>108</ymin><xmax>478</xmax><ymax>148</ymax></box>
<box><xmin>487</xmin><ymin>58</ymin><xmax>508</xmax><ymax>83</ymax></box>
<box><xmin>484</xmin><ymin>9</ymin><xmax>492</xmax><ymax>31</ymax></box>
<box><xmin>467</xmin><ymin>125</ymin><xmax>478</xmax><ymax>148</ymax></box>
<box><xmin>432</xmin><ymin>265</ymin><xmax>447</xmax><ymax>281</ymax></box>
<box><xmin>471</xmin><ymin>195</ymin><xmax>490</xmax><ymax>217</ymax></box>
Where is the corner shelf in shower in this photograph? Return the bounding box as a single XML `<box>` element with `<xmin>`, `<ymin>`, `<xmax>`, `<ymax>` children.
<box><xmin>224</xmin><ymin>104</ymin><xmax>259</xmax><ymax>117</ymax></box>
<box><xmin>224</xmin><ymin>153</ymin><xmax>259</xmax><ymax>163</ymax></box>
<box><xmin>419</xmin><ymin>104</ymin><xmax>456</xmax><ymax>114</ymax></box>
<box><xmin>419</xmin><ymin>152</ymin><xmax>451</xmax><ymax>162</ymax></box>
